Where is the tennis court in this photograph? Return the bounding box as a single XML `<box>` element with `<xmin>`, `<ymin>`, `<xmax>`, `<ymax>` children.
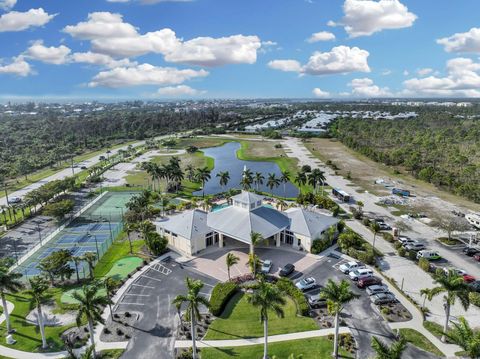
<box><xmin>14</xmin><ymin>191</ymin><xmax>138</xmax><ymax>280</ymax></box>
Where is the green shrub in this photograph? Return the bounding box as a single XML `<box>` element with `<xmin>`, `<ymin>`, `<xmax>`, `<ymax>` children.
<box><xmin>398</xmin><ymin>247</ymin><xmax>406</xmax><ymax>257</ymax></box>
<box><xmin>469</xmin><ymin>292</ymin><xmax>480</xmax><ymax>307</ymax></box>
<box><xmin>362</xmin><ymin>218</ymin><xmax>371</xmax><ymax>226</ymax></box>
<box><xmin>418</xmin><ymin>258</ymin><xmax>430</xmax><ymax>272</ymax></box>
<box><xmin>311</xmin><ymin>238</ymin><xmax>332</xmax><ymax>254</ymax></box>
<box><xmin>276</xmin><ymin>277</ymin><xmax>309</xmax><ymax>316</ymax></box>
<box><xmin>408</xmin><ymin>250</ymin><xmax>417</xmax><ymax>261</ymax></box>
<box><xmin>393</xmin><ymin>241</ymin><xmax>403</xmax><ymax>250</ymax></box>
<box><xmin>382</xmin><ymin>232</ymin><xmax>394</xmax><ymax>242</ymax></box>
<box><xmin>209</xmin><ymin>282</ymin><xmax>238</xmax><ymax>316</ymax></box>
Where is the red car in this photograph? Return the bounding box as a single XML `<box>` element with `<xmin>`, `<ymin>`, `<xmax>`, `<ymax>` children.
<box><xmin>463</xmin><ymin>274</ymin><xmax>476</xmax><ymax>283</ymax></box>
<box><xmin>357</xmin><ymin>276</ymin><xmax>382</xmax><ymax>289</ymax></box>
<box><xmin>474</xmin><ymin>254</ymin><xmax>480</xmax><ymax>262</ymax></box>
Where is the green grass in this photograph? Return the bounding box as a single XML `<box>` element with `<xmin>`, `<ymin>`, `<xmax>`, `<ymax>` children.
<box><xmin>200</xmin><ymin>337</ymin><xmax>352</xmax><ymax>359</ymax></box>
<box><xmin>423</xmin><ymin>321</ymin><xmax>451</xmax><ymax>343</ymax></box>
<box><xmin>99</xmin><ymin>349</ymin><xmax>125</xmax><ymax>358</ymax></box>
<box><xmin>104</xmin><ymin>256</ymin><xmax>143</xmax><ymax>281</ymax></box>
<box><xmin>398</xmin><ymin>328</ymin><xmax>444</xmax><ymax>357</ymax></box>
<box><xmin>204</xmin><ymin>293</ymin><xmax>318</xmax><ymax>340</ymax></box>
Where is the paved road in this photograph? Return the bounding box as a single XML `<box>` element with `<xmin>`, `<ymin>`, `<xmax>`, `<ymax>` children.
<box><xmin>120</xmin><ymin>258</ymin><xmax>217</xmax><ymax>359</ymax></box>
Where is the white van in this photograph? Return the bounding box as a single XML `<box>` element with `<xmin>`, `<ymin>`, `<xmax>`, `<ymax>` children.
<box><xmin>349</xmin><ymin>268</ymin><xmax>373</xmax><ymax>281</ymax></box>
<box><xmin>416</xmin><ymin>250</ymin><xmax>441</xmax><ymax>261</ymax></box>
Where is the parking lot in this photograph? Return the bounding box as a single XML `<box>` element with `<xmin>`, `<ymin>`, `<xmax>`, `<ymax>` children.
<box><xmin>119</xmin><ymin>257</ymin><xmax>217</xmax><ymax>359</ymax></box>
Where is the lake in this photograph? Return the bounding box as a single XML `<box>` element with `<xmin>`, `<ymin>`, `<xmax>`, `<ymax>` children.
<box><xmin>193</xmin><ymin>142</ymin><xmax>299</xmax><ymax>198</ymax></box>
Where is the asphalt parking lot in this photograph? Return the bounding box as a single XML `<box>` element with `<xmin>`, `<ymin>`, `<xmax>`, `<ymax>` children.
<box><xmin>119</xmin><ymin>257</ymin><xmax>217</xmax><ymax>359</ymax></box>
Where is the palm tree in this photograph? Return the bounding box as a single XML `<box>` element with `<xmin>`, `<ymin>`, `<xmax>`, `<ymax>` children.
<box><xmin>80</xmin><ymin>345</ymin><xmax>96</xmax><ymax>359</ymax></box>
<box><xmin>82</xmin><ymin>252</ymin><xmax>97</xmax><ymax>279</ymax></box>
<box><xmin>185</xmin><ymin>164</ymin><xmax>196</xmax><ymax>182</ymax></box>
<box><xmin>250</xmin><ymin>231</ymin><xmax>263</xmax><ymax>256</ymax></box>
<box><xmin>240</xmin><ymin>168</ymin><xmax>254</xmax><ymax>190</ymax></box>
<box><xmin>225</xmin><ymin>252</ymin><xmax>239</xmax><ymax>281</ymax></box>
<box><xmin>356</xmin><ymin>200</ymin><xmax>364</xmax><ymax>215</ymax></box>
<box><xmin>73</xmin><ymin>256</ymin><xmax>82</xmax><ymax>283</ymax></box>
<box><xmin>124</xmin><ymin>222</ymin><xmax>135</xmax><ymax>254</ymax></box>
<box><xmin>280</xmin><ymin>171</ymin><xmax>290</xmax><ymax>196</ymax></box>
<box><xmin>73</xmin><ymin>282</ymin><xmax>111</xmax><ymax>358</ymax></box>
<box><xmin>247</xmin><ymin>279</ymin><xmax>286</xmax><ymax>359</ymax></box>
<box><xmin>196</xmin><ymin>167</ymin><xmax>211</xmax><ymax>198</ymax></box>
<box><xmin>26</xmin><ymin>276</ymin><xmax>50</xmax><ymax>349</ymax></box>
<box><xmin>294</xmin><ymin>172</ymin><xmax>307</xmax><ymax>188</ymax></box>
<box><xmin>254</xmin><ymin>172</ymin><xmax>265</xmax><ymax>191</ymax></box>
<box><xmin>0</xmin><ymin>267</ymin><xmax>23</xmax><ymax>333</ymax></box>
<box><xmin>216</xmin><ymin>171</ymin><xmax>230</xmax><ymax>192</ymax></box>
<box><xmin>371</xmin><ymin>222</ymin><xmax>381</xmax><ymax>252</ymax></box>
<box><xmin>104</xmin><ymin>277</ymin><xmax>117</xmax><ymax>321</ymax></box>
<box><xmin>444</xmin><ymin>316</ymin><xmax>480</xmax><ymax>358</ymax></box>
<box><xmin>424</xmin><ymin>270</ymin><xmax>470</xmax><ymax>342</ymax></box>
<box><xmin>276</xmin><ymin>199</ymin><xmax>287</xmax><ymax>211</ymax></box>
<box><xmin>320</xmin><ymin>279</ymin><xmax>359</xmax><ymax>358</ymax></box>
<box><xmin>172</xmin><ymin>278</ymin><xmax>210</xmax><ymax>359</ymax></box>
<box><xmin>308</xmin><ymin>169</ymin><xmax>326</xmax><ymax>194</ymax></box>
<box><xmin>267</xmin><ymin>173</ymin><xmax>280</xmax><ymax>196</ymax></box>
<box><xmin>371</xmin><ymin>335</ymin><xmax>407</xmax><ymax>359</ymax></box>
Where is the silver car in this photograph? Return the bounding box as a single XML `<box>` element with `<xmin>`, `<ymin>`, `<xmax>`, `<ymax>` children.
<box><xmin>295</xmin><ymin>277</ymin><xmax>316</xmax><ymax>291</ymax></box>
<box><xmin>366</xmin><ymin>284</ymin><xmax>390</xmax><ymax>296</ymax></box>
<box><xmin>261</xmin><ymin>260</ymin><xmax>272</xmax><ymax>274</ymax></box>
<box><xmin>371</xmin><ymin>293</ymin><xmax>397</xmax><ymax>305</ymax></box>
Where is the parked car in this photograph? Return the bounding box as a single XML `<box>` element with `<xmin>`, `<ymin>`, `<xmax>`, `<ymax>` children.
<box><xmin>378</xmin><ymin>223</ymin><xmax>392</xmax><ymax>231</ymax></box>
<box><xmin>80</xmin><ymin>166</ymin><xmax>88</xmax><ymax>170</ymax></box>
<box><xmin>339</xmin><ymin>261</ymin><xmax>365</xmax><ymax>274</ymax></box>
<box><xmin>400</xmin><ymin>238</ymin><xmax>416</xmax><ymax>247</ymax></box>
<box><xmin>463</xmin><ymin>274</ymin><xmax>476</xmax><ymax>283</ymax></box>
<box><xmin>349</xmin><ymin>268</ymin><xmax>373</xmax><ymax>281</ymax></box>
<box><xmin>8</xmin><ymin>197</ymin><xmax>21</xmax><ymax>204</ymax></box>
<box><xmin>416</xmin><ymin>250</ymin><xmax>441</xmax><ymax>261</ymax></box>
<box><xmin>296</xmin><ymin>277</ymin><xmax>316</xmax><ymax>291</ymax></box>
<box><xmin>261</xmin><ymin>260</ymin><xmax>272</xmax><ymax>274</ymax></box>
<box><xmin>305</xmin><ymin>293</ymin><xmax>326</xmax><ymax>308</ymax></box>
<box><xmin>357</xmin><ymin>276</ymin><xmax>382</xmax><ymax>289</ymax></box>
<box><xmin>468</xmin><ymin>281</ymin><xmax>480</xmax><ymax>292</ymax></box>
<box><xmin>405</xmin><ymin>242</ymin><xmax>426</xmax><ymax>251</ymax></box>
<box><xmin>397</xmin><ymin>236</ymin><xmax>411</xmax><ymax>243</ymax></box>
<box><xmin>443</xmin><ymin>267</ymin><xmax>467</xmax><ymax>276</ymax></box>
<box><xmin>371</xmin><ymin>293</ymin><xmax>397</xmax><ymax>305</ymax></box>
<box><xmin>366</xmin><ymin>285</ymin><xmax>390</xmax><ymax>296</ymax></box>
<box><xmin>279</xmin><ymin>263</ymin><xmax>295</xmax><ymax>277</ymax></box>
<box><xmin>463</xmin><ymin>247</ymin><xmax>479</xmax><ymax>256</ymax></box>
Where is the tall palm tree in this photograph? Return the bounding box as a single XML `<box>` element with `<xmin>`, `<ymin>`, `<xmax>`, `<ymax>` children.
<box><xmin>225</xmin><ymin>252</ymin><xmax>239</xmax><ymax>281</ymax></box>
<box><xmin>254</xmin><ymin>172</ymin><xmax>265</xmax><ymax>191</ymax></box>
<box><xmin>216</xmin><ymin>171</ymin><xmax>230</xmax><ymax>192</ymax></box>
<box><xmin>72</xmin><ymin>282</ymin><xmax>111</xmax><ymax>358</ymax></box>
<box><xmin>371</xmin><ymin>222</ymin><xmax>381</xmax><ymax>252</ymax></box>
<box><xmin>250</xmin><ymin>231</ymin><xmax>263</xmax><ymax>256</ymax></box>
<box><xmin>280</xmin><ymin>171</ymin><xmax>290</xmax><ymax>196</ymax></box>
<box><xmin>73</xmin><ymin>256</ymin><xmax>82</xmax><ymax>283</ymax></box>
<box><xmin>320</xmin><ymin>279</ymin><xmax>359</xmax><ymax>358</ymax></box>
<box><xmin>82</xmin><ymin>252</ymin><xmax>97</xmax><ymax>279</ymax></box>
<box><xmin>0</xmin><ymin>267</ymin><xmax>23</xmax><ymax>333</ymax></box>
<box><xmin>26</xmin><ymin>276</ymin><xmax>50</xmax><ymax>349</ymax></box>
<box><xmin>247</xmin><ymin>279</ymin><xmax>286</xmax><ymax>359</ymax></box>
<box><xmin>196</xmin><ymin>167</ymin><xmax>211</xmax><ymax>198</ymax></box>
<box><xmin>276</xmin><ymin>199</ymin><xmax>287</xmax><ymax>211</ymax></box>
<box><xmin>240</xmin><ymin>168</ymin><xmax>253</xmax><ymax>190</ymax></box>
<box><xmin>267</xmin><ymin>173</ymin><xmax>280</xmax><ymax>196</ymax></box>
<box><xmin>425</xmin><ymin>270</ymin><xmax>470</xmax><ymax>342</ymax></box>
<box><xmin>444</xmin><ymin>316</ymin><xmax>480</xmax><ymax>358</ymax></box>
<box><xmin>371</xmin><ymin>335</ymin><xmax>407</xmax><ymax>359</ymax></box>
<box><xmin>104</xmin><ymin>276</ymin><xmax>117</xmax><ymax>321</ymax></box>
<box><xmin>172</xmin><ymin>278</ymin><xmax>210</xmax><ymax>359</ymax></box>
<box><xmin>124</xmin><ymin>222</ymin><xmax>135</xmax><ymax>253</ymax></box>
<box><xmin>294</xmin><ymin>172</ymin><xmax>307</xmax><ymax>188</ymax></box>
<box><xmin>185</xmin><ymin>164</ymin><xmax>196</xmax><ymax>182</ymax></box>
<box><xmin>309</xmin><ymin>168</ymin><xmax>326</xmax><ymax>194</ymax></box>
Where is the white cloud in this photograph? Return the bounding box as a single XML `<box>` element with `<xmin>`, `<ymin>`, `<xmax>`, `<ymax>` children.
<box><xmin>0</xmin><ymin>0</ymin><xmax>16</xmax><ymax>11</ymax></box>
<box><xmin>267</xmin><ymin>59</ymin><xmax>302</xmax><ymax>72</ymax></box>
<box><xmin>269</xmin><ymin>46</ymin><xmax>370</xmax><ymax>76</ymax></box>
<box><xmin>437</xmin><ymin>28</ymin><xmax>480</xmax><ymax>53</ymax></box>
<box><xmin>312</xmin><ymin>88</ymin><xmax>331</xmax><ymax>98</ymax></box>
<box><xmin>403</xmin><ymin>57</ymin><xmax>480</xmax><ymax>97</ymax></box>
<box><xmin>336</xmin><ymin>0</ymin><xmax>417</xmax><ymax>37</ymax></box>
<box><xmin>417</xmin><ymin>68</ymin><xmax>433</xmax><ymax>76</ymax></box>
<box><xmin>0</xmin><ymin>56</ymin><xmax>32</xmax><ymax>76</ymax></box>
<box><xmin>107</xmin><ymin>0</ymin><xmax>193</xmax><ymax>3</ymax></box>
<box><xmin>403</xmin><ymin>70</ymin><xmax>409</xmax><ymax>76</ymax></box>
<box><xmin>307</xmin><ymin>31</ymin><xmax>335</xmax><ymax>43</ymax></box>
<box><xmin>72</xmin><ymin>52</ymin><xmax>136</xmax><ymax>68</ymax></box>
<box><xmin>25</xmin><ymin>41</ymin><xmax>71</xmax><ymax>65</ymax></box>
<box><xmin>64</xmin><ymin>12</ymin><xmax>262</xmax><ymax>66</ymax></box>
<box><xmin>0</xmin><ymin>8</ymin><xmax>56</xmax><ymax>32</ymax></box>
<box><xmin>156</xmin><ymin>85</ymin><xmax>204</xmax><ymax>97</ymax></box>
<box><xmin>349</xmin><ymin>78</ymin><xmax>392</xmax><ymax>97</ymax></box>
<box><xmin>88</xmin><ymin>63</ymin><xmax>208</xmax><ymax>88</ymax></box>
<box><xmin>381</xmin><ymin>69</ymin><xmax>392</xmax><ymax>76</ymax></box>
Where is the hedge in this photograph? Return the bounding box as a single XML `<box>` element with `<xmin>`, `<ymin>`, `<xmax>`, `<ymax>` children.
<box><xmin>276</xmin><ymin>277</ymin><xmax>309</xmax><ymax>316</ymax></box>
<box><xmin>209</xmin><ymin>282</ymin><xmax>239</xmax><ymax>316</ymax></box>
<box><xmin>470</xmin><ymin>292</ymin><xmax>480</xmax><ymax>307</ymax></box>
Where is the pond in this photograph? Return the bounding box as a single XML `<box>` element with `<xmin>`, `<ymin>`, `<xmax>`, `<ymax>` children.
<box><xmin>193</xmin><ymin>142</ymin><xmax>299</xmax><ymax>198</ymax></box>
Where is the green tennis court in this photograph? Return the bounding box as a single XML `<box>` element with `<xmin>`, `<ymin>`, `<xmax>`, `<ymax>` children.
<box><xmin>83</xmin><ymin>191</ymin><xmax>139</xmax><ymax>222</ymax></box>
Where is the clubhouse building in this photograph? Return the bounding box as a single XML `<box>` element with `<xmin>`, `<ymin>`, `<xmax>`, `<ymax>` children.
<box><xmin>155</xmin><ymin>191</ymin><xmax>339</xmax><ymax>256</ymax></box>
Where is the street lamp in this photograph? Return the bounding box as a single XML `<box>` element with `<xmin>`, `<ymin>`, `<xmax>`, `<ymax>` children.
<box><xmin>36</xmin><ymin>223</ymin><xmax>42</xmax><ymax>246</ymax></box>
<box><xmin>87</xmin><ymin>232</ymin><xmax>100</xmax><ymax>257</ymax></box>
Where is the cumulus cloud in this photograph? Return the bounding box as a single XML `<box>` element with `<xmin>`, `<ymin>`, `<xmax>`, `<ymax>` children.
<box><xmin>403</xmin><ymin>57</ymin><xmax>480</xmax><ymax>97</ymax></box>
<box><xmin>63</xmin><ymin>12</ymin><xmax>262</xmax><ymax>66</ymax></box>
<box><xmin>0</xmin><ymin>0</ymin><xmax>16</xmax><ymax>11</ymax></box>
<box><xmin>88</xmin><ymin>63</ymin><xmax>208</xmax><ymax>88</ymax></box>
<box><xmin>335</xmin><ymin>0</ymin><xmax>417</xmax><ymax>37</ymax></box>
<box><xmin>269</xmin><ymin>46</ymin><xmax>370</xmax><ymax>76</ymax></box>
<box><xmin>71</xmin><ymin>52</ymin><xmax>136</xmax><ymax>68</ymax></box>
<box><xmin>107</xmin><ymin>0</ymin><xmax>193</xmax><ymax>3</ymax></box>
<box><xmin>349</xmin><ymin>78</ymin><xmax>392</xmax><ymax>97</ymax></box>
<box><xmin>25</xmin><ymin>41</ymin><xmax>71</xmax><ymax>65</ymax></box>
<box><xmin>0</xmin><ymin>8</ymin><xmax>56</xmax><ymax>32</ymax></box>
<box><xmin>156</xmin><ymin>85</ymin><xmax>204</xmax><ymax>97</ymax></box>
<box><xmin>312</xmin><ymin>88</ymin><xmax>331</xmax><ymax>98</ymax></box>
<box><xmin>307</xmin><ymin>31</ymin><xmax>336</xmax><ymax>43</ymax></box>
<box><xmin>437</xmin><ymin>28</ymin><xmax>480</xmax><ymax>53</ymax></box>
<box><xmin>0</xmin><ymin>56</ymin><xmax>32</xmax><ymax>76</ymax></box>
<box><xmin>417</xmin><ymin>68</ymin><xmax>433</xmax><ymax>76</ymax></box>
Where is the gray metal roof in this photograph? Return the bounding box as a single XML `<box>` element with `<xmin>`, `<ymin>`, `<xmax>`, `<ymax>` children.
<box><xmin>207</xmin><ymin>205</ymin><xmax>289</xmax><ymax>243</ymax></box>
<box><xmin>156</xmin><ymin>209</ymin><xmax>210</xmax><ymax>241</ymax></box>
<box><xmin>285</xmin><ymin>208</ymin><xmax>339</xmax><ymax>239</ymax></box>
<box><xmin>231</xmin><ymin>190</ymin><xmax>264</xmax><ymax>205</ymax></box>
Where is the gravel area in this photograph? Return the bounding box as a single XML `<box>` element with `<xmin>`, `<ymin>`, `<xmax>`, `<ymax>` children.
<box><xmin>26</xmin><ymin>303</ymin><xmax>76</xmax><ymax>327</ymax></box>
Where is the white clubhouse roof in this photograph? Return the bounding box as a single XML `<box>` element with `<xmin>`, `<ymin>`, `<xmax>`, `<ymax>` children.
<box><xmin>231</xmin><ymin>190</ymin><xmax>265</xmax><ymax>204</ymax></box>
<box><xmin>285</xmin><ymin>208</ymin><xmax>339</xmax><ymax>239</ymax></box>
<box><xmin>156</xmin><ymin>209</ymin><xmax>210</xmax><ymax>241</ymax></box>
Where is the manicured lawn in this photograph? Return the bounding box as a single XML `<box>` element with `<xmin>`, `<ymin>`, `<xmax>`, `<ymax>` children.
<box><xmin>105</xmin><ymin>256</ymin><xmax>144</xmax><ymax>280</ymax></box>
<box><xmin>423</xmin><ymin>321</ymin><xmax>453</xmax><ymax>343</ymax></box>
<box><xmin>399</xmin><ymin>328</ymin><xmax>444</xmax><ymax>357</ymax></box>
<box><xmin>204</xmin><ymin>292</ymin><xmax>318</xmax><ymax>340</ymax></box>
<box><xmin>200</xmin><ymin>337</ymin><xmax>353</xmax><ymax>359</ymax></box>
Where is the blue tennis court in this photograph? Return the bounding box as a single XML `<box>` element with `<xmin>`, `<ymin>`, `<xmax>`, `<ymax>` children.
<box><xmin>67</xmin><ymin>222</ymin><xmax>112</xmax><ymax>233</ymax></box>
<box><xmin>57</xmin><ymin>232</ymin><xmax>111</xmax><ymax>245</ymax></box>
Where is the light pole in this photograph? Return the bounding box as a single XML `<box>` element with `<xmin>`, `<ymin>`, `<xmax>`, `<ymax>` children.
<box><xmin>36</xmin><ymin>222</ymin><xmax>42</xmax><ymax>246</ymax></box>
<box><xmin>88</xmin><ymin>232</ymin><xmax>100</xmax><ymax>257</ymax></box>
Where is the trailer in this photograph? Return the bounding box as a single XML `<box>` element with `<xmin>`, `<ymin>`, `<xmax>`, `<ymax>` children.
<box><xmin>392</xmin><ymin>188</ymin><xmax>410</xmax><ymax>197</ymax></box>
<box><xmin>332</xmin><ymin>188</ymin><xmax>351</xmax><ymax>203</ymax></box>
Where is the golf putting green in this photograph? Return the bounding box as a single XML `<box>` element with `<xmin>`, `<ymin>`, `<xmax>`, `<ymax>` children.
<box><xmin>62</xmin><ymin>287</ymin><xmax>107</xmax><ymax>304</ymax></box>
<box><xmin>105</xmin><ymin>256</ymin><xmax>143</xmax><ymax>280</ymax></box>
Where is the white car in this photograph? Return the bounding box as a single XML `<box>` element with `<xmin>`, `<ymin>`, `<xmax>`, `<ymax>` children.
<box><xmin>261</xmin><ymin>260</ymin><xmax>272</xmax><ymax>274</ymax></box>
<box><xmin>8</xmin><ymin>197</ymin><xmax>21</xmax><ymax>204</ymax></box>
<box><xmin>295</xmin><ymin>277</ymin><xmax>317</xmax><ymax>291</ymax></box>
<box><xmin>349</xmin><ymin>268</ymin><xmax>373</xmax><ymax>281</ymax></box>
<box><xmin>339</xmin><ymin>261</ymin><xmax>365</xmax><ymax>274</ymax></box>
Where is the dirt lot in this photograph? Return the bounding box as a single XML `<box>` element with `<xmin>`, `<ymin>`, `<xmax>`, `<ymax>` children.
<box><xmin>304</xmin><ymin>138</ymin><xmax>480</xmax><ymax>217</ymax></box>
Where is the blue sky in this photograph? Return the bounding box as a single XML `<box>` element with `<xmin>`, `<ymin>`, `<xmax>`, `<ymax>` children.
<box><xmin>1</xmin><ymin>0</ymin><xmax>480</xmax><ymax>100</ymax></box>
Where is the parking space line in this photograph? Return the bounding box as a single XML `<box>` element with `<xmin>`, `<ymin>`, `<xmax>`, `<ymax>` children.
<box><xmin>124</xmin><ymin>293</ymin><xmax>150</xmax><ymax>297</ymax></box>
<box><xmin>118</xmin><ymin>302</ymin><xmax>145</xmax><ymax>306</ymax></box>
<box><xmin>131</xmin><ymin>283</ymin><xmax>155</xmax><ymax>289</ymax></box>
<box><xmin>202</xmin><ymin>283</ymin><xmax>215</xmax><ymax>288</ymax></box>
<box><xmin>141</xmin><ymin>274</ymin><xmax>163</xmax><ymax>283</ymax></box>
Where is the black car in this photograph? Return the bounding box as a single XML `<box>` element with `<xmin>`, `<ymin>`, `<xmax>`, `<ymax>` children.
<box><xmin>469</xmin><ymin>281</ymin><xmax>480</xmax><ymax>292</ymax></box>
<box><xmin>279</xmin><ymin>263</ymin><xmax>295</xmax><ymax>277</ymax></box>
<box><xmin>463</xmin><ymin>247</ymin><xmax>479</xmax><ymax>256</ymax></box>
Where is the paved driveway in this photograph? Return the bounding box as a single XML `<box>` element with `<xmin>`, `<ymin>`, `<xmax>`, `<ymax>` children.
<box><xmin>119</xmin><ymin>258</ymin><xmax>217</xmax><ymax>359</ymax></box>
